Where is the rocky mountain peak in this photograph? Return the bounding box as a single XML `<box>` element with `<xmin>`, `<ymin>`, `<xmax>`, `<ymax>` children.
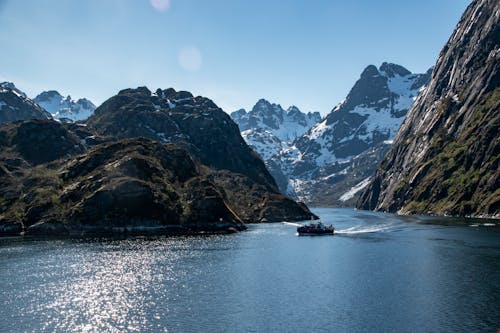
<box><xmin>360</xmin><ymin>65</ymin><xmax>380</xmax><ymax>78</ymax></box>
<box><xmin>247</xmin><ymin>62</ymin><xmax>432</xmax><ymax>205</ymax></box>
<box><xmin>87</xmin><ymin>86</ymin><xmax>279</xmax><ymax>189</ymax></box>
<box><xmin>0</xmin><ymin>84</ymin><xmax>51</xmax><ymax>124</ymax></box>
<box><xmin>287</xmin><ymin>105</ymin><xmax>301</xmax><ymax>114</ymax></box>
<box><xmin>0</xmin><ymin>82</ymin><xmax>27</xmax><ymax>98</ymax></box>
<box><xmin>357</xmin><ymin>0</ymin><xmax>499</xmax><ymax>217</ymax></box>
<box><xmin>118</xmin><ymin>86</ymin><xmax>151</xmax><ymax>97</ymax></box>
<box><xmin>379</xmin><ymin>62</ymin><xmax>412</xmax><ymax>78</ymax></box>
<box><xmin>34</xmin><ymin>89</ymin><xmax>96</xmax><ymax>122</ymax></box>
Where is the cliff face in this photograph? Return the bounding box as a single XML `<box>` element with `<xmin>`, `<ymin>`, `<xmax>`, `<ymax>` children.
<box><xmin>358</xmin><ymin>0</ymin><xmax>499</xmax><ymax>217</ymax></box>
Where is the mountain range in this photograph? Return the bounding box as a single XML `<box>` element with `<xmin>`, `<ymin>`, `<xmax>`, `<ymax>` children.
<box><xmin>1</xmin><ymin>82</ymin><xmax>96</xmax><ymax>123</ymax></box>
<box><xmin>34</xmin><ymin>90</ymin><xmax>96</xmax><ymax>122</ymax></box>
<box><xmin>232</xmin><ymin>63</ymin><xmax>432</xmax><ymax>206</ymax></box>
<box><xmin>0</xmin><ymin>0</ymin><xmax>497</xmax><ymax>231</ymax></box>
<box><xmin>0</xmin><ymin>86</ymin><xmax>316</xmax><ymax>237</ymax></box>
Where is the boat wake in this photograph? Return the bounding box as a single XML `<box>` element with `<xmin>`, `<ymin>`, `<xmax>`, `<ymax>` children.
<box><xmin>282</xmin><ymin>221</ymin><xmax>398</xmax><ymax>235</ymax></box>
<box><xmin>335</xmin><ymin>223</ymin><xmax>396</xmax><ymax>235</ymax></box>
<box><xmin>281</xmin><ymin>222</ymin><xmax>303</xmax><ymax>227</ymax></box>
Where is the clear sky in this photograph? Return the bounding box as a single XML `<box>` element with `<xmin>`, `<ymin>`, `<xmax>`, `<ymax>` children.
<box><xmin>0</xmin><ymin>0</ymin><xmax>471</xmax><ymax>115</ymax></box>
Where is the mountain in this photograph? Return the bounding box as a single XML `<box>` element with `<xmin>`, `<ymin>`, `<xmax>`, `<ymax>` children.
<box><xmin>0</xmin><ymin>134</ymin><xmax>246</xmax><ymax>236</ymax></box>
<box><xmin>231</xmin><ymin>99</ymin><xmax>321</xmax><ymax>142</ymax></box>
<box><xmin>290</xmin><ymin>63</ymin><xmax>430</xmax><ymax>173</ymax></box>
<box><xmin>230</xmin><ymin>99</ymin><xmax>321</xmax><ymax>194</ymax></box>
<box><xmin>0</xmin><ymin>86</ymin><xmax>317</xmax><ymax>236</ymax></box>
<box><xmin>233</xmin><ymin>64</ymin><xmax>431</xmax><ymax>205</ymax></box>
<box><xmin>34</xmin><ymin>90</ymin><xmax>96</xmax><ymax>122</ymax></box>
<box><xmin>84</xmin><ymin>87</ymin><xmax>316</xmax><ymax>223</ymax></box>
<box><xmin>0</xmin><ymin>82</ymin><xmax>52</xmax><ymax>123</ymax></box>
<box><xmin>358</xmin><ymin>0</ymin><xmax>499</xmax><ymax>218</ymax></box>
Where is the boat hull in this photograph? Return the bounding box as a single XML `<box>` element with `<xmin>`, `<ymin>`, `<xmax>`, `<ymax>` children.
<box><xmin>297</xmin><ymin>227</ymin><xmax>334</xmax><ymax>236</ymax></box>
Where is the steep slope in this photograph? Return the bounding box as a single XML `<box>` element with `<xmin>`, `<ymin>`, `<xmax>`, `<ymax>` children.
<box><xmin>86</xmin><ymin>87</ymin><xmax>316</xmax><ymax>222</ymax></box>
<box><xmin>358</xmin><ymin>0</ymin><xmax>499</xmax><ymax>217</ymax></box>
<box><xmin>34</xmin><ymin>90</ymin><xmax>96</xmax><ymax>122</ymax></box>
<box><xmin>0</xmin><ymin>83</ymin><xmax>52</xmax><ymax>123</ymax></box>
<box><xmin>290</xmin><ymin>63</ymin><xmax>430</xmax><ymax>173</ymax></box>
<box><xmin>237</xmin><ymin>64</ymin><xmax>430</xmax><ymax>204</ymax></box>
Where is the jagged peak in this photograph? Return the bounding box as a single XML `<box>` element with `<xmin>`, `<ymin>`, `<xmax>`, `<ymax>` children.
<box><xmin>360</xmin><ymin>65</ymin><xmax>380</xmax><ymax>78</ymax></box>
<box><xmin>1</xmin><ymin>82</ymin><xmax>27</xmax><ymax>98</ymax></box>
<box><xmin>75</xmin><ymin>98</ymin><xmax>96</xmax><ymax>108</ymax></box>
<box><xmin>231</xmin><ymin>108</ymin><xmax>247</xmax><ymax>117</ymax></box>
<box><xmin>41</xmin><ymin>90</ymin><xmax>62</xmax><ymax>97</ymax></box>
<box><xmin>286</xmin><ymin>105</ymin><xmax>301</xmax><ymax>114</ymax></box>
<box><xmin>379</xmin><ymin>62</ymin><xmax>411</xmax><ymax>78</ymax></box>
<box><xmin>1</xmin><ymin>82</ymin><xmax>18</xmax><ymax>90</ymax></box>
<box><xmin>254</xmin><ymin>98</ymin><xmax>273</xmax><ymax>108</ymax></box>
<box><xmin>252</xmin><ymin>98</ymin><xmax>284</xmax><ymax>115</ymax></box>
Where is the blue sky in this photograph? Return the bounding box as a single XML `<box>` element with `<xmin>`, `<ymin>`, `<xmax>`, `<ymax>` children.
<box><xmin>0</xmin><ymin>0</ymin><xmax>471</xmax><ymax>115</ymax></box>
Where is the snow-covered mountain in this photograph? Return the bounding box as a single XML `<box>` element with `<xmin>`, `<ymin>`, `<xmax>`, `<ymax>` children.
<box><xmin>234</xmin><ymin>63</ymin><xmax>432</xmax><ymax>205</ymax></box>
<box><xmin>231</xmin><ymin>99</ymin><xmax>321</xmax><ymax>142</ymax></box>
<box><xmin>231</xmin><ymin>99</ymin><xmax>321</xmax><ymax>192</ymax></box>
<box><xmin>34</xmin><ymin>91</ymin><xmax>96</xmax><ymax>122</ymax></box>
<box><xmin>285</xmin><ymin>63</ymin><xmax>432</xmax><ymax>204</ymax></box>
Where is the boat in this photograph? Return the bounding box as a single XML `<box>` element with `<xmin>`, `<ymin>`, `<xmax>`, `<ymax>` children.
<box><xmin>297</xmin><ymin>221</ymin><xmax>334</xmax><ymax>236</ymax></box>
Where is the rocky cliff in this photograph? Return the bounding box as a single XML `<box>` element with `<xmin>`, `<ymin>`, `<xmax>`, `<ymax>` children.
<box><xmin>358</xmin><ymin>0</ymin><xmax>499</xmax><ymax>217</ymax></box>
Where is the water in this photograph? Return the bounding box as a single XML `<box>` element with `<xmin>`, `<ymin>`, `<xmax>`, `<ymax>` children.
<box><xmin>1</xmin><ymin>208</ymin><xmax>499</xmax><ymax>333</ymax></box>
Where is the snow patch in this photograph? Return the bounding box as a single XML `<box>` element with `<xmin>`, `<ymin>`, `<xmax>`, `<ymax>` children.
<box><xmin>339</xmin><ymin>177</ymin><xmax>372</xmax><ymax>202</ymax></box>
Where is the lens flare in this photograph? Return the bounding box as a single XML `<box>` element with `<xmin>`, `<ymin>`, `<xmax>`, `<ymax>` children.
<box><xmin>150</xmin><ymin>0</ymin><xmax>170</xmax><ymax>12</ymax></box>
<box><xmin>178</xmin><ymin>46</ymin><xmax>203</xmax><ymax>72</ymax></box>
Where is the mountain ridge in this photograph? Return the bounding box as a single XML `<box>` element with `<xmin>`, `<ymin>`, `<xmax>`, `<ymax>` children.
<box><xmin>357</xmin><ymin>0</ymin><xmax>499</xmax><ymax>217</ymax></box>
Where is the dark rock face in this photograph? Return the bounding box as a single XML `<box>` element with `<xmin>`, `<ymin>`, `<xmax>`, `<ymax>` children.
<box><xmin>0</xmin><ymin>138</ymin><xmax>246</xmax><ymax>236</ymax></box>
<box><xmin>0</xmin><ymin>88</ymin><xmax>317</xmax><ymax>236</ymax></box>
<box><xmin>358</xmin><ymin>0</ymin><xmax>499</xmax><ymax>218</ymax></box>
<box><xmin>87</xmin><ymin>87</ymin><xmax>277</xmax><ymax>189</ymax></box>
<box><xmin>207</xmin><ymin>170</ymin><xmax>316</xmax><ymax>223</ymax></box>
<box><xmin>0</xmin><ymin>120</ymin><xmax>84</xmax><ymax>165</ymax></box>
<box><xmin>0</xmin><ymin>83</ymin><xmax>52</xmax><ymax>124</ymax></box>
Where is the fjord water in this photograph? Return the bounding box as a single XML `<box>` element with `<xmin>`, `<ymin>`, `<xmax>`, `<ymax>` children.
<box><xmin>1</xmin><ymin>208</ymin><xmax>499</xmax><ymax>332</ymax></box>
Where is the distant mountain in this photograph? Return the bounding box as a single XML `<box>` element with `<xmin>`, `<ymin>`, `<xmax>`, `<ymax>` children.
<box><xmin>358</xmin><ymin>0</ymin><xmax>499</xmax><ymax>217</ymax></box>
<box><xmin>34</xmin><ymin>90</ymin><xmax>96</xmax><ymax>122</ymax></box>
<box><xmin>279</xmin><ymin>63</ymin><xmax>431</xmax><ymax>205</ymax></box>
<box><xmin>232</xmin><ymin>63</ymin><xmax>431</xmax><ymax>205</ymax></box>
<box><xmin>231</xmin><ymin>99</ymin><xmax>321</xmax><ymax>142</ymax></box>
<box><xmin>231</xmin><ymin>99</ymin><xmax>321</xmax><ymax>193</ymax></box>
<box><xmin>0</xmin><ymin>82</ymin><xmax>52</xmax><ymax>124</ymax></box>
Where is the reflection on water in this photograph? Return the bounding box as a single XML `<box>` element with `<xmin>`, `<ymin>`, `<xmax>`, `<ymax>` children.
<box><xmin>0</xmin><ymin>208</ymin><xmax>499</xmax><ymax>332</ymax></box>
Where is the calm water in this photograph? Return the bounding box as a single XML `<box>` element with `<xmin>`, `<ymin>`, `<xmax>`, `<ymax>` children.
<box><xmin>1</xmin><ymin>208</ymin><xmax>499</xmax><ymax>333</ymax></box>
